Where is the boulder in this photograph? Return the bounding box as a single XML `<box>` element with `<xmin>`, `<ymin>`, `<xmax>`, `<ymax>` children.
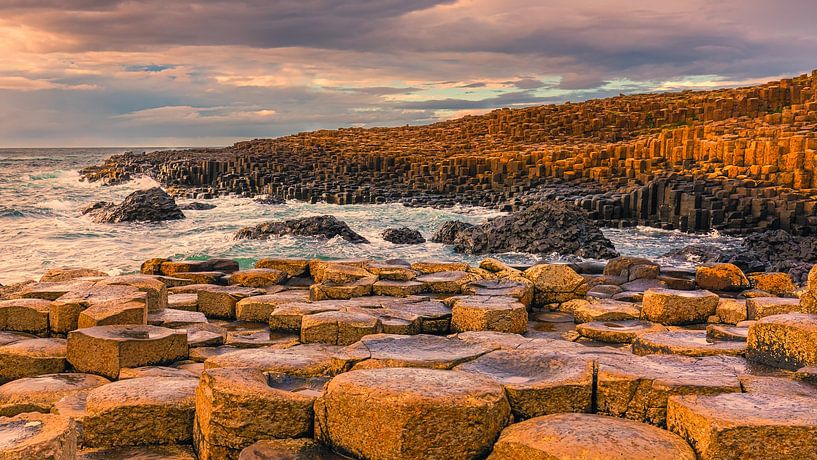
<box><xmin>430</xmin><ymin>221</ymin><xmax>476</xmax><ymax>244</ymax></box>
<box><xmin>0</xmin><ymin>299</ymin><xmax>51</xmax><ymax>335</ymax></box>
<box><xmin>315</xmin><ymin>368</ymin><xmax>511</xmax><ymax>460</ymax></box>
<box><xmin>640</xmin><ymin>288</ymin><xmax>719</xmax><ymax>325</ymax></box>
<box><xmin>83</xmin><ymin>187</ymin><xmax>185</xmax><ymax>223</ymax></box>
<box><xmin>632</xmin><ymin>330</ymin><xmax>746</xmax><ymax>357</ymax></box>
<box><xmin>488</xmin><ymin>413</ymin><xmax>695</xmax><ymax>460</ymax></box>
<box><xmin>179</xmin><ymin>201</ymin><xmax>217</xmax><ymax>210</ymax></box>
<box><xmin>235</xmin><ymin>215</ymin><xmax>369</xmax><ymax>243</ymax></box>
<box><xmin>382</xmin><ymin>227</ymin><xmax>425</xmax><ymax>244</ymax></box>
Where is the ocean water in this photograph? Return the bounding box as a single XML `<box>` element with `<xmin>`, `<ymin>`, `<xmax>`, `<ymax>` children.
<box><xmin>0</xmin><ymin>148</ymin><xmax>741</xmax><ymax>284</ymax></box>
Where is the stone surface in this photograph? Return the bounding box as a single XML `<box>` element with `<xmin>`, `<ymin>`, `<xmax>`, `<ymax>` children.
<box><xmin>0</xmin><ymin>338</ymin><xmax>67</xmax><ymax>383</ymax></box>
<box><xmin>523</xmin><ymin>264</ymin><xmax>587</xmax><ymax>305</ymax></box>
<box><xmin>633</xmin><ymin>330</ymin><xmax>746</xmax><ymax>357</ymax></box>
<box><xmin>746</xmin><ymin>296</ymin><xmax>801</xmax><ymax>320</ymax></box>
<box><xmin>348</xmin><ymin>334</ymin><xmax>493</xmax><ymax>370</ymax></box>
<box><xmin>382</xmin><ymin>227</ymin><xmax>425</xmax><ymax>244</ymax></box>
<box><xmin>255</xmin><ymin>258</ymin><xmax>310</xmax><ymax>277</ymax></box>
<box><xmin>570</xmin><ymin>299</ymin><xmax>640</xmax><ymax>323</ymax></box>
<box><xmin>204</xmin><ymin>344</ymin><xmax>355</xmax><ymax>377</ymax></box>
<box><xmin>78</xmin><ymin>445</ymin><xmax>198</xmax><ymax>460</ymax></box>
<box><xmin>747</xmin><ymin>313</ymin><xmax>817</xmax><ymax>370</ymax></box>
<box><xmin>229</xmin><ymin>269</ymin><xmax>287</xmax><ymax>288</ymax></box>
<box><xmin>640</xmin><ymin>288</ymin><xmax>720</xmax><ymax>325</ymax></box>
<box><xmin>695</xmin><ymin>264</ymin><xmax>750</xmax><ymax>291</ymax></box>
<box><xmin>416</xmin><ymin>271</ymin><xmax>473</xmax><ymax>294</ymax></box>
<box><xmin>315</xmin><ymin>368</ymin><xmax>511</xmax><ymax>460</ymax></box>
<box><xmin>667</xmin><ymin>392</ymin><xmax>817</xmax><ymax>460</ymax></box>
<box><xmin>450</xmin><ymin>296</ymin><xmax>528</xmax><ymax>334</ymax></box>
<box><xmin>576</xmin><ymin>320</ymin><xmax>668</xmax><ymax>343</ymax></box>
<box><xmin>0</xmin><ymin>298</ymin><xmax>51</xmax><ymax>335</ymax></box>
<box><xmin>300</xmin><ymin>311</ymin><xmax>382</xmax><ymax>345</ymax></box>
<box><xmin>0</xmin><ymin>373</ymin><xmax>108</xmax><ymax>417</ymax></box>
<box><xmin>236</xmin><ymin>291</ymin><xmax>310</xmax><ymax>322</ymax></box>
<box><xmin>40</xmin><ymin>267</ymin><xmax>109</xmax><ymax>283</ymax></box>
<box><xmin>715</xmin><ymin>298</ymin><xmax>747</xmax><ymax>324</ymax></box>
<box><xmin>239</xmin><ymin>439</ymin><xmax>346</xmax><ymax>460</ymax></box>
<box><xmin>0</xmin><ymin>412</ymin><xmax>77</xmax><ymax>460</ymax></box>
<box><xmin>198</xmin><ymin>286</ymin><xmax>264</xmax><ymax>319</ymax></box>
<box><xmin>488</xmin><ymin>413</ymin><xmax>695</xmax><ymax>460</ymax></box>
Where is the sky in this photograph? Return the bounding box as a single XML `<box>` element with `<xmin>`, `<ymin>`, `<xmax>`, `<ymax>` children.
<box><xmin>0</xmin><ymin>0</ymin><xmax>816</xmax><ymax>147</ymax></box>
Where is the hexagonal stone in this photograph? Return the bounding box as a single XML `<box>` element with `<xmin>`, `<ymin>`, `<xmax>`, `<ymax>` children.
<box><xmin>523</xmin><ymin>264</ymin><xmax>587</xmax><ymax>305</ymax></box>
<box><xmin>716</xmin><ymin>298</ymin><xmax>747</xmax><ymax>324</ymax></box>
<box><xmin>300</xmin><ymin>311</ymin><xmax>382</xmax><ymax>345</ymax></box>
<box><xmin>747</xmin><ymin>313</ymin><xmax>817</xmax><ymax>370</ymax></box>
<box><xmin>0</xmin><ymin>373</ymin><xmax>109</xmax><ymax>417</ymax></box>
<box><xmin>706</xmin><ymin>324</ymin><xmax>749</xmax><ymax>341</ymax></box>
<box><xmin>147</xmin><ymin>308</ymin><xmax>207</xmax><ymax>328</ymax></box>
<box><xmin>410</xmin><ymin>260</ymin><xmax>469</xmax><ymax>274</ymax></box>
<box><xmin>738</xmin><ymin>374</ymin><xmax>817</xmax><ymax>397</ymax></box>
<box><xmin>315</xmin><ymin>368</ymin><xmax>510</xmax><ymax>460</ymax></box>
<box><xmin>416</xmin><ymin>271</ymin><xmax>473</xmax><ymax>294</ymax></box>
<box><xmin>50</xmin><ymin>284</ymin><xmax>147</xmax><ymax>335</ymax></box>
<box><xmin>204</xmin><ymin>344</ymin><xmax>358</xmax><ymax>377</ymax></box>
<box><xmin>450</xmin><ymin>331</ymin><xmax>534</xmax><ymax>350</ymax></box>
<box><xmin>311</xmin><ymin>263</ymin><xmax>372</xmax><ymax>284</ymax></box>
<box><xmin>82</xmin><ymin>376</ymin><xmax>197</xmax><ymax>447</ymax></box>
<box><xmin>268</xmin><ymin>301</ymin><xmax>340</xmax><ymax>332</ymax></box>
<box><xmin>668</xmin><ymin>392</ymin><xmax>817</xmax><ymax>459</ymax></box>
<box><xmin>228</xmin><ymin>269</ymin><xmax>287</xmax><ymax>288</ymax></box>
<box><xmin>225</xmin><ymin>328</ymin><xmax>299</xmax><ymax>349</ymax></box>
<box><xmin>67</xmin><ymin>325</ymin><xmax>188</xmax><ymax>379</ymax></box>
<box><xmin>198</xmin><ymin>286</ymin><xmax>264</xmax><ymax>319</ymax></box>
<box><xmin>641</xmin><ymin>289</ymin><xmax>720</xmax><ymax>325</ymax></box>
<box><xmin>397</xmin><ymin>300</ymin><xmax>452</xmax><ymax>334</ymax></box>
<box><xmin>77</xmin><ymin>299</ymin><xmax>147</xmax><ymax>328</ymax></box>
<box><xmin>168</xmin><ymin>293</ymin><xmax>198</xmax><ymax>311</ymax></box>
<box><xmin>746</xmin><ymin>297</ymin><xmax>801</xmax><ymax>320</ymax></box>
<box><xmin>576</xmin><ymin>320</ymin><xmax>667</xmax><ymax>343</ymax></box>
<box><xmin>0</xmin><ymin>331</ymin><xmax>34</xmax><ymax>347</ymax></box>
<box><xmin>488</xmin><ymin>413</ymin><xmax>695</xmax><ymax>460</ymax></box>
<box><xmin>234</xmin><ymin>291</ymin><xmax>310</xmax><ymax>322</ymax></box>
<box><xmin>0</xmin><ymin>299</ymin><xmax>51</xmax><ymax>335</ymax></box>
<box><xmin>0</xmin><ymin>338</ymin><xmax>67</xmax><ymax>383</ymax></box>
<box><xmin>463</xmin><ymin>279</ymin><xmax>533</xmax><ymax>307</ymax></box>
<box><xmin>95</xmin><ymin>275</ymin><xmax>168</xmax><ymax>312</ymax></box>
<box><xmin>570</xmin><ymin>299</ymin><xmax>640</xmax><ymax>323</ymax></box>
<box><xmin>78</xmin><ymin>445</ymin><xmax>197</xmax><ymax>460</ymax></box>
<box><xmin>186</xmin><ymin>324</ymin><xmax>226</xmax><ymax>348</ymax></box>
<box><xmin>194</xmin><ymin>367</ymin><xmax>325</xmax><ymax>459</ymax></box>
<box><xmin>310</xmin><ymin>277</ymin><xmax>376</xmax><ymax>301</ymax></box>
<box><xmin>40</xmin><ymin>267</ymin><xmax>108</xmax><ymax>283</ymax></box>
<box><xmin>633</xmin><ymin>330</ymin><xmax>746</xmax><ymax>357</ymax></box>
<box><xmin>239</xmin><ymin>439</ymin><xmax>343</xmax><ymax>460</ymax></box>
<box><xmin>372</xmin><ymin>280</ymin><xmax>425</xmax><ymax>297</ymax></box>
<box><xmin>596</xmin><ymin>353</ymin><xmax>741</xmax><ymax>426</ymax></box>
<box><xmin>0</xmin><ymin>413</ymin><xmax>78</xmax><ymax>460</ymax></box>
<box><xmin>455</xmin><ymin>349</ymin><xmax>593</xmax><ymax>419</ymax></box>
<box><xmin>451</xmin><ymin>296</ymin><xmax>527</xmax><ymax>334</ymax></box>
<box><xmin>347</xmin><ymin>334</ymin><xmax>493</xmax><ymax>370</ymax></box>
<box><xmin>695</xmin><ymin>264</ymin><xmax>749</xmax><ymax>292</ymax></box>
<box><xmin>366</xmin><ymin>262</ymin><xmax>417</xmax><ymax>281</ymax></box>
<box><xmin>22</xmin><ymin>280</ymin><xmax>95</xmax><ymax>301</ymax></box>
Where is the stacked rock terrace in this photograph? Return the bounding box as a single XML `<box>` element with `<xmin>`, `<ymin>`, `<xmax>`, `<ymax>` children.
<box><xmin>81</xmin><ymin>71</ymin><xmax>817</xmax><ymax>235</ymax></box>
<box><xmin>2</xmin><ymin>256</ymin><xmax>817</xmax><ymax>459</ymax></box>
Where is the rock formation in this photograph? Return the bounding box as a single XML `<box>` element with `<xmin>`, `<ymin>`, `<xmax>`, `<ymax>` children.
<box><xmin>235</xmin><ymin>215</ymin><xmax>369</xmax><ymax>243</ymax></box>
<box><xmin>82</xmin><ymin>188</ymin><xmax>185</xmax><ymax>223</ymax></box>
<box><xmin>382</xmin><ymin>227</ymin><xmax>425</xmax><ymax>244</ymax></box>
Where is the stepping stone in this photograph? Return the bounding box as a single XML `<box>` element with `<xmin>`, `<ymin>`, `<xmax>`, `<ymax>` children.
<box><xmin>172</xmin><ymin>271</ymin><xmax>226</xmax><ymax>284</ymax></box>
<box><xmin>416</xmin><ymin>271</ymin><xmax>473</xmax><ymax>294</ymax></box>
<box><xmin>78</xmin><ymin>445</ymin><xmax>197</xmax><ymax>460</ymax></box>
<box><xmin>372</xmin><ymin>280</ymin><xmax>425</xmax><ymax>297</ymax></box>
<box><xmin>455</xmin><ymin>349</ymin><xmax>594</xmax><ymax>418</ymax></box>
<box><xmin>21</xmin><ymin>280</ymin><xmax>95</xmax><ymax>301</ymax></box>
<box><xmin>746</xmin><ymin>297</ymin><xmax>801</xmax><ymax>320</ymax></box>
<box><xmin>0</xmin><ymin>338</ymin><xmax>67</xmax><ymax>383</ymax></box>
<box><xmin>186</xmin><ymin>324</ymin><xmax>226</xmax><ymax>348</ymax></box>
<box><xmin>40</xmin><ymin>267</ymin><xmax>108</xmax><ymax>283</ymax></box>
<box><xmin>83</xmin><ymin>377</ymin><xmax>197</xmax><ymax>447</ymax></box>
<box><xmin>397</xmin><ymin>300</ymin><xmax>452</xmax><ymax>334</ymax></box>
<box><xmin>315</xmin><ymin>368</ymin><xmax>510</xmax><ymax>460</ymax></box>
<box><xmin>311</xmin><ymin>263</ymin><xmax>372</xmax><ymax>283</ymax></box>
<box><xmin>310</xmin><ymin>277</ymin><xmax>376</xmax><ymax>300</ymax></box>
<box><xmin>738</xmin><ymin>374</ymin><xmax>817</xmax><ymax>397</ymax></box>
<box><xmin>147</xmin><ymin>308</ymin><xmax>207</xmax><ymax>328</ymax></box>
<box><xmin>488</xmin><ymin>413</ymin><xmax>694</xmax><ymax>460</ymax></box>
<box><xmin>236</xmin><ymin>291</ymin><xmax>310</xmax><ymax>322</ymax></box>
<box><xmin>410</xmin><ymin>260</ymin><xmax>469</xmax><ymax>274</ymax></box>
<box><xmin>706</xmin><ymin>324</ymin><xmax>749</xmax><ymax>341</ymax></box>
<box><xmin>747</xmin><ymin>313</ymin><xmax>817</xmax><ymax>370</ymax></box>
<box><xmin>576</xmin><ymin>320</ymin><xmax>668</xmax><ymax>343</ymax></box>
<box><xmin>0</xmin><ymin>413</ymin><xmax>78</xmax><ymax>459</ymax></box>
<box><xmin>0</xmin><ymin>299</ymin><xmax>51</xmax><ymax>336</ymax></box>
<box><xmin>189</xmin><ymin>345</ymin><xmax>237</xmax><ymax>363</ymax></box>
<box><xmin>67</xmin><ymin>325</ymin><xmax>188</xmax><ymax>379</ymax></box>
<box><xmin>715</xmin><ymin>298</ymin><xmax>747</xmax><ymax>324</ymax></box>
<box><xmin>96</xmin><ymin>275</ymin><xmax>168</xmax><ymax>311</ymax></box>
<box><xmin>348</xmin><ymin>334</ymin><xmax>493</xmax><ymax>370</ymax></box>
<box><xmin>0</xmin><ymin>373</ymin><xmax>109</xmax><ymax>417</ymax></box>
<box><xmin>77</xmin><ymin>299</ymin><xmax>147</xmax><ymax>328</ymax></box>
<box><xmin>168</xmin><ymin>293</ymin><xmax>198</xmax><ymax>311</ymax></box>
<box><xmin>366</xmin><ymin>262</ymin><xmax>417</xmax><ymax>281</ymax></box>
<box><xmin>450</xmin><ymin>296</ymin><xmax>527</xmax><ymax>334</ymax></box>
<box><xmin>0</xmin><ymin>331</ymin><xmax>34</xmax><ymax>346</ymax></box>
<box><xmin>300</xmin><ymin>311</ymin><xmax>382</xmax><ymax>345</ymax></box>
<box><xmin>50</xmin><ymin>284</ymin><xmax>146</xmax><ymax>334</ymax></box>
<box><xmin>204</xmin><ymin>344</ymin><xmax>358</xmax><ymax>377</ymax></box>
<box><xmin>596</xmin><ymin>353</ymin><xmax>741</xmax><ymax>426</ymax></box>
<box><xmin>228</xmin><ymin>268</ymin><xmax>287</xmax><ymax>288</ymax></box>
<box><xmin>269</xmin><ymin>301</ymin><xmax>342</xmax><ymax>332</ymax></box>
<box><xmin>118</xmin><ymin>366</ymin><xmax>198</xmax><ymax>380</ymax></box>
<box><xmin>451</xmin><ymin>331</ymin><xmax>533</xmax><ymax>350</ymax></box>
<box><xmin>195</xmin><ymin>367</ymin><xmax>325</xmax><ymax>459</ymax></box>
<box><xmin>747</xmin><ymin>272</ymin><xmax>797</xmax><ymax>296</ymax></box>
<box><xmin>641</xmin><ymin>289</ymin><xmax>720</xmax><ymax>325</ymax></box>
<box><xmin>633</xmin><ymin>330</ymin><xmax>746</xmax><ymax>357</ymax></box>
<box><xmin>569</xmin><ymin>299</ymin><xmax>640</xmax><ymax>323</ymax></box>
<box><xmin>239</xmin><ymin>438</ymin><xmax>344</xmax><ymax>460</ymax></box>
<box><xmin>523</xmin><ymin>264</ymin><xmax>587</xmax><ymax>305</ymax></box>
<box><xmin>667</xmin><ymin>393</ymin><xmax>817</xmax><ymax>459</ymax></box>
<box><xmin>255</xmin><ymin>258</ymin><xmax>309</xmax><ymax>277</ymax></box>
<box><xmin>463</xmin><ymin>279</ymin><xmax>533</xmax><ymax>307</ymax></box>
<box><xmin>695</xmin><ymin>263</ymin><xmax>749</xmax><ymax>291</ymax></box>
<box><xmin>225</xmin><ymin>329</ymin><xmax>299</xmax><ymax>349</ymax></box>
<box><xmin>198</xmin><ymin>286</ymin><xmax>264</xmax><ymax>319</ymax></box>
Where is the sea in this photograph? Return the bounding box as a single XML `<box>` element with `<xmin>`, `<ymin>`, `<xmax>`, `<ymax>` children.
<box><xmin>0</xmin><ymin>148</ymin><xmax>742</xmax><ymax>284</ymax></box>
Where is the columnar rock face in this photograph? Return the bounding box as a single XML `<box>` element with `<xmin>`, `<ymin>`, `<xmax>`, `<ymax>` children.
<box><xmin>747</xmin><ymin>313</ymin><xmax>817</xmax><ymax>370</ymax></box>
<box><xmin>315</xmin><ymin>368</ymin><xmax>511</xmax><ymax>460</ymax></box>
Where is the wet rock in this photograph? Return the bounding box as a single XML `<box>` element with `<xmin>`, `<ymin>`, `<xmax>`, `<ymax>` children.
<box><xmin>235</xmin><ymin>215</ymin><xmax>369</xmax><ymax>243</ymax></box>
<box><xmin>0</xmin><ymin>413</ymin><xmax>77</xmax><ymax>459</ymax></box>
<box><xmin>83</xmin><ymin>187</ymin><xmax>185</xmax><ymax>223</ymax></box>
<box><xmin>315</xmin><ymin>368</ymin><xmax>511</xmax><ymax>460</ymax></box>
<box><xmin>78</xmin><ymin>445</ymin><xmax>198</xmax><ymax>460</ymax></box>
<box><xmin>348</xmin><ymin>334</ymin><xmax>493</xmax><ymax>370</ymax></box>
<box><xmin>640</xmin><ymin>288</ymin><xmax>720</xmax><ymax>325</ymax></box>
<box><xmin>382</xmin><ymin>227</ymin><xmax>425</xmax><ymax>244</ymax></box>
<box><xmin>441</xmin><ymin>202</ymin><xmax>618</xmax><ymax>259</ymax></box>
<box><xmin>0</xmin><ymin>338</ymin><xmax>67</xmax><ymax>383</ymax></box>
<box><xmin>747</xmin><ymin>313</ymin><xmax>817</xmax><ymax>370</ymax></box>
<box><xmin>575</xmin><ymin>320</ymin><xmax>668</xmax><ymax>343</ymax></box>
<box><xmin>663</xmin><ymin>244</ymin><xmax>726</xmax><ymax>264</ymax></box>
<box><xmin>253</xmin><ymin>195</ymin><xmax>285</xmax><ymax>205</ymax></box>
<box><xmin>633</xmin><ymin>330</ymin><xmax>746</xmax><ymax>357</ymax></box>
<box><xmin>488</xmin><ymin>413</ymin><xmax>695</xmax><ymax>460</ymax></box>
<box><xmin>0</xmin><ymin>373</ymin><xmax>109</xmax><ymax>417</ymax></box>
<box><xmin>667</xmin><ymin>392</ymin><xmax>817</xmax><ymax>460</ymax></box>
<box><xmin>239</xmin><ymin>438</ymin><xmax>345</xmax><ymax>460</ymax></box>
<box><xmin>82</xmin><ymin>377</ymin><xmax>197</xmax><ymax>447</ymax></box>
<box><xmin>430</xmin><ymin>221</ymin><xmax>475</xmax><ymax>244</ymax></box>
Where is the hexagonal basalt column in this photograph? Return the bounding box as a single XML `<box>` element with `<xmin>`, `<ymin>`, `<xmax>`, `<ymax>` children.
<box><xmin>0</xmin><ymin>373</ymin><xmax>109</xmax><ymax>417</ymax></box>
<box><xmin>450</xmin><ymin>296</ymin><xmax>527</xmax><ymax>334</ymax></box>
<box><xmin>640</xmin><ymin>289</ymin><xmax>719</xmax><ymax>325</ymax></box>
<box><xmin>300</xmin><ymin>311</ymin><xmax>382</xmax><ymax>346</ymax></box>
<box><xmin>315</xmin><ymin>368</ymin><xmax>511</xmax><ymax>460</ymax></box>
<box><xmin>348</xmin><ymin>334</ymin><xmax>494</xmax><ymax>370</ymax></box>
<box><xmin>576</xmin><ymin>320</ymin><xmax>667</xmax><ymax>343</ymax></box>
<box><xmin>0</xmin><ymin>413</ymin><xmax>78</xmax><ymax>460</ymax></box>
<box><xmin>67</xmin><ymin>325</ymin><xmax>188</xmax><ymax>379</ymax></box>
<box><xmin>632</xmin><ymin>330</ymin><xmax>746</xmax><ymax>357</ymax></box>
<box><xmin>0</xmin><ymin>338</ymin><xmax>67</xmax><ymax>383</ymax></box>
<box><xmin>0</xmin><ymin>299</ymin><xmax>51</xmax><ymax>336</ymax></box>
<box><xmin>747</xmin><ymin>313</ymin><xmax>817</xmax><ymax>370</ymax></box>
<box><xmin>50</xmin><ymin>284</ymin><xmax>147</xmax><ymax>335</ymax></box>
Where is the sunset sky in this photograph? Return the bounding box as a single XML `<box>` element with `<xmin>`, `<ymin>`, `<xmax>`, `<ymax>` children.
<box><xmin>1</xmin><ymin>0</ymin><xmax>815</xmax><ymax>147</ymax></box>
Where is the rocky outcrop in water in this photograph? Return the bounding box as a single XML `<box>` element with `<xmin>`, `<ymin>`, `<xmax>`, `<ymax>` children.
<box><xmin>179</xmin><ymin>202</ymin><xmax>216</xmax><ymax>211</ymax></box>
<box><xmin>382</xmin><ymin>227</ymin><xmax>425</xmax><ymax>245</ymax></box>
<box><xmin>235</xmin><ymin>215</ymin><xmax>369</xmax><ymax>243</ymax></box>
<box><xmin>82</xmin><ymin>187</ymin><xmax>185</xmax><ymax>223</ymax></box>
<box><xmin>431</xmin><ymin>221</ymin><xmax>476</xmax><ymax>244</ymax></box>
<box><xmin>435</xmin><ymin>201</ymin><xmax>619</xmax><ymax>259</ymax></box>
<box><xmin>254</xmin><ymin>195</ymin><xmax>286</xmax><ymax>205</ymax></box>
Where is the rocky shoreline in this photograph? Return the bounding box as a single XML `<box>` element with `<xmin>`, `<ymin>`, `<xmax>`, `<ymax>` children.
<box><xmin>1</xmin><ymin>254</ymin><xmax>817</xmax><ymax>458</ymax></box>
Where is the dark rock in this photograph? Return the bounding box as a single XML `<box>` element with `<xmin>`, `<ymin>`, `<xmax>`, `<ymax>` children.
<box><xmin>254</xmin><ymin>195</ymin><xmax>285</xmax><ymax>205</ymax></box>
<box><xmin>436</xmin><ymin>202</ymin><xmax>618</xmax><ymax>259</ymax></box>
<box><xmin>431</xmin><ymin>221</ymin><xmax>476</xmax><ymax>244</ymax></box>
<box><xmin>83</xmin><ymin>188</ymin><xmax>185</xmax><ymax>223</ymax></box>
<box><xmin>663</xmin><ymin>245</ymin><xmax>725</xmax><ymax>264</ymax></box>
<box><xmin>382</xmin><ymin>227</ymin><xmax>425</xmax><ymax>245</ymax></box>
<box><xmin>179</xmin><ymin>202</ymin><xmax>216</xmax><ymax>210</ymax></box>
<box><xmin>235</xmin><ymin>215</ymin><xmax>369</xmax><ymax>244</ymax></box>
<box><xmin>719</xmin><ymin>230</ymin><xmax>817</xmax><ymax>283</ymax></box>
